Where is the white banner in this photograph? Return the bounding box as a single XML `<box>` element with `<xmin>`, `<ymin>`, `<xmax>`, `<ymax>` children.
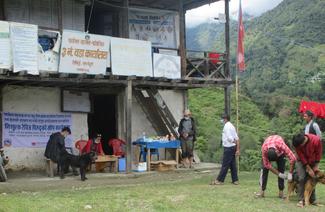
<box><xmin>129</xmin><ymin>8</ymin><xmax>177</xmax><ymax>49</ymax></box>
<box><xmin>153</xmin><ymin>53</ymin><xmax>181</xmax><ymax>79</ymax></box>
<box><xmin>10</xmin><ymin>22</ymin><xmax>39</xmax><ymax>75</ymax></box>
<box><xmin>59</xmin><ymin>30</ymin><xmax>110</xmax><ymax>75</ymax></box>
<box><xmin>0</xmin><ymin>21</ymin><xmax>12</xmax><ymax>69</ymax></box>
<box><xmin>111</xmin><ymin>37</ymin><xmax>153</xmax><ymax>77</ymax></box>
<box><xmin>2</xmin><ymin>112</ymin><xmax>72</xmax><ymax>148</ymax></box>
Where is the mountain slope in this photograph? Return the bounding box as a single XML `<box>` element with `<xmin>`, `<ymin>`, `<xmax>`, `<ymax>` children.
<box><xmin>187</xmin><ymin>0</ymin><xmax>325</xmax><ymax>116</ymax></box>
<box><xmin>186</xmin><ymin>0</ymin><xmax>325</xmax><ymax>166</ymax></box>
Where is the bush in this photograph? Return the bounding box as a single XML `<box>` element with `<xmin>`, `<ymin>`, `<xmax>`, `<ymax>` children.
<box><xmin>240</xmin><ymin>149</ymin><xmax>261</xmax><ymax>171</ymax></box>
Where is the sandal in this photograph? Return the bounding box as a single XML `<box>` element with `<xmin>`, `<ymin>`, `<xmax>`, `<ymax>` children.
<box><xmin>311</xmin><ymin>202</ymin><xmax>324</xmax><ymax>207</ymax></box>
<box><xmin>297</xmin><ymin>201</ymin><xmax>304</xmax><ymax>208</ymax></box>
<box><xmin>210</xmin><ymin>180</ymin><xmax>223</xmax><ymax>185</ymax></box>
<box><xmin>254</xmin><ymin>192</ymin><xmax>264</xmax><ymax>198</ymax></box>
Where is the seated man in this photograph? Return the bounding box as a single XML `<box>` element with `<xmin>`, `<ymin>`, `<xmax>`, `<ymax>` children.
<box><xmin>255</xmin><ymin>135</ymin><xmax>296</xmax><ymax>198</ymax></box>
<box><xmin>84</xmin><ymin>134</ymin><xmax>105</xmax><ymax>155</ymax></box>
<box><xmin>292</xmin><ymin>133</ymin><xmax>323</xmax><ymax>207</ymax></box>
<box><xmin>44</xmin><ymin>127</ymin><xmax>78</xmax><ymax>175</ymax></box>
<box><xmin>44</xmin><ymin>127</ymin><xmax>71</xmax><ymax>163</ymax></box>
<box><xmin>108</xmin><ymin>138</ymin><xmax>126</xmax><ymax>157</ymax></box>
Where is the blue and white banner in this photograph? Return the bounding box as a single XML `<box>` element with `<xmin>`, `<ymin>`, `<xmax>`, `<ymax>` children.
<box><xmin>2</xmin><ymin>112</ymin><xmax>72</xmax><ymax>148</ymax></box>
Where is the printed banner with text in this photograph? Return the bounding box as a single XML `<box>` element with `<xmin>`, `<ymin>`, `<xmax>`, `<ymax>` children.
<box><xmin>2</xmin><ymin>112</ymin><xmax>72</xmax><ymax>148</ymax></box>
<box><xmin>129</xmin><ymin>8</ymin><xmax>177</xmax><ymax>48</ymax></box>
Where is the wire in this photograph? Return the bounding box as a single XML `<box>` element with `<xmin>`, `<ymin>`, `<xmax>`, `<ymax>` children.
<box><xmin>86</xmin><ymin>0</ymin><xmax>95</xmax><ymax>33</ymax></box>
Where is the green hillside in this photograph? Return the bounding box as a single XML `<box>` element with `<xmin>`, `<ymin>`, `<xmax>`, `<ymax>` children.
<box><xmin>186</xmin><ymin>0</ymin><xmax>325</xmax><ymax>168</ymax></box>
<box><xmin>187</xmin><ymin>0</ymin><xmax>325</xmax><ymax>110</ymax></box>
<box><xmin>189</xmin><ymin>88</ymin><xmax>271</xmax><ymax>170</ymax></box>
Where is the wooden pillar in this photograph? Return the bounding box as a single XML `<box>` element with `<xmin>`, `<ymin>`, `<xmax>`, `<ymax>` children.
<box><xmin>58</xmin><ymin>0</ymin><xmax>63</xmax><ymax>32</ymax></box>
<box><xmin>225</xmin><ymin>0</ymin><xmax>230</xmax><ymax>78</ymax></box>
<box><xmin>179</xmin><ymin>0</ymin><xmax>186</xmax><ymax>78</ymax></box>
<box><xmin>125</xmin><ymin>80</ymin><xmax>133</xmax><ymax>173</ymax></box>
<box><xmin>224</xmin><ymin>0</ymin><xmax>231</xmax><ymax>116</ymax></box>
<box><xmin>183</xmin><ymin>89</ymin><xmax>188</xmax><ymax>111</ymax></box>
<box><xmin>121</xmin><ymin>0</ymin><xmax>129</xmax><ymax>38</ymax></box>
<box><xmin>0</xmin><ymin>86</ymin><xmax>3</xmax><ymax>147</ymax></box>
<box><xmin>0</xmin><ymin>0</ymin><xmax>5</xmax><ymax>20</ymax></box>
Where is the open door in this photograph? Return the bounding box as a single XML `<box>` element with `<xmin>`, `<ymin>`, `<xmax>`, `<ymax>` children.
<box><xmin>88</xmin><ymin>95</ymin><xmax>117</xmax><ymax>155</ymax></box>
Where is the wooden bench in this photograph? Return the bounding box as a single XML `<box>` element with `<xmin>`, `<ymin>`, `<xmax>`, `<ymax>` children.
<box><xmin>95</xmin><ymin>155</ymin><xmax>118</xmax><ymax>173</ymax></box>
<box><xmin>45</xmin><ymin>158</ymin><xmax>56</xmax><ymax>177</ymax></box>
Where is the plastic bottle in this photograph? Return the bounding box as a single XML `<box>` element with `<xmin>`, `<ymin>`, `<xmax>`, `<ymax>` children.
<box><xmin>142</xmin><ymin>132</ymin><xmax>146</xmax><ymax>141</ymax></box>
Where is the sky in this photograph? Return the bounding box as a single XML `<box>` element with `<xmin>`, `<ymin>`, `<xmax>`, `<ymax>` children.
<box><xmin>186</xmin><ymin>0</ymin><xmax>284</xmax><ymax>27</ymax></box>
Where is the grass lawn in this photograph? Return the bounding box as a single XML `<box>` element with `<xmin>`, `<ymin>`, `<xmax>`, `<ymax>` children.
<box><xmin>0</xmin><ymin>171</ymin><xmax>324</xmax><ymax>212</ymax></box>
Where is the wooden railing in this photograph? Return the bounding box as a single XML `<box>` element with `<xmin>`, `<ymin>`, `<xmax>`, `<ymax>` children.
<box><xmin>186</xmin><ymin>50</ymin><xmax>227</xmax><ymax>80</ymax></box>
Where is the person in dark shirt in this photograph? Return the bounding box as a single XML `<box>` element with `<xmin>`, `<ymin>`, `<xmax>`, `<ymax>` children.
<box><xmin>178</xmin><ymin>109</ymin><xmax>196</xmax><ymax>168</ymax></box>
<box><xmin>44</xmin><ymin>127</ymin><xmax>71</xmax><ymax>163</ymax></box>
<box><xmin>44</xmin><ymin>127</ymin><xmax>78</xmax><ymax>175</ymax></box>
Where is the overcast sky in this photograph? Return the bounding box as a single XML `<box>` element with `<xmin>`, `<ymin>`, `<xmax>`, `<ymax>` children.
<box><xmin>186</xmin><ymin>0</ymin><xmax>283</xmax><ymax>27</ymax></box>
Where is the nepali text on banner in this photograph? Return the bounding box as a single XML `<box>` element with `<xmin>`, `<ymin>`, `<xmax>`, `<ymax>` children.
<box><xmin>2</xmin><ymin>112</ymin><xmax>72</xmax><ymax>148</ymax></box>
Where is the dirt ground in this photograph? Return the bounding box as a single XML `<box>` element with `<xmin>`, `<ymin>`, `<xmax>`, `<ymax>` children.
<box><xmin>0</xmin><ymin>163</ymin><xmax>219</xmax><ymax>194</ymax></box>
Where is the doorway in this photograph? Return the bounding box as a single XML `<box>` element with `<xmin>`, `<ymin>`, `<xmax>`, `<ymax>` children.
<box><xmin>88</xmin><ymin>95</ymin><xmax>117</xmax><ymax>155</ymax></box>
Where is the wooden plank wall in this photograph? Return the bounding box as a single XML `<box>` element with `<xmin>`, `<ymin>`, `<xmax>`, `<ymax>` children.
<box><xmin>4</xmin><ymin>0</ymin><xmax>85</xmax><ymax>31</ymax></box>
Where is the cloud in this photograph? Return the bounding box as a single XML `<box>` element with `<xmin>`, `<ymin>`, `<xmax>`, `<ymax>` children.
<box><xmin>186</xmin><ymin>0</ymin><xmax>283</xmax><ymax>27</ymax></box>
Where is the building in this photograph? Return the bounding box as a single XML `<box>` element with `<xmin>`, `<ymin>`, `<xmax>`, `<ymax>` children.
<box><xmin>0</xmin><ymin>0</ymin><xmax>233</xmax><ymax>172</ymax></box>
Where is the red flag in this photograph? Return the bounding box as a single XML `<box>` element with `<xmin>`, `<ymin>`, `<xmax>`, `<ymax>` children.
<box><xmin>237</xmin><ymin>0</ymin><xmax>245</xmax><ymax>72</ymax></box>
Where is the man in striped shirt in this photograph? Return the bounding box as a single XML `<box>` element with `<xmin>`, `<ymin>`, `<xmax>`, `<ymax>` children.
<box><xmin>255</xmin><ymin>135</ymin><xmax>296</xmax><ymax>198</ymax></box>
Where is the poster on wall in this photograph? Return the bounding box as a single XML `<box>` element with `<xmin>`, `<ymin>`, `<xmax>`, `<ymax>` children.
<box><xmin>59</xmin><ymin>30</ymin><xmax>110</xmax><ymax>75</ymax></box>
<box><xmin>2</xmin><ymin>112</ymin><xmax>72</xmax><ymax>148</ymax></box>
<box><xmin>10</xmin><ymin>22</ymin><xmax>39</xmax><ymax>75</ymax></box>
<box><xmin>0</xmin><ymin>21</ymin><xmax>12</xmax><ymax>69</ymax></box>
<box><xmin>129</xmin><ymin>8</ymin><xmax>177</xmax><ymax>49</ymax></box>
<box><xmin>153</xmin><ymin>53</ymin><xmax>181</xmax><ymax>79</ymax></box>
<box><xmin>111</xmin><ymin>37</ymin><xmax>153</xmax><ymax>77</ymax></box>
<box><xmin>38</xmin><ymin>30</ymin><xmax>61</xmax><ymax>72</ymax></box>
<box><xmin>62</xmin><ymin>90</ymin><xmax>91</xmax><ymax>113</ymax></box>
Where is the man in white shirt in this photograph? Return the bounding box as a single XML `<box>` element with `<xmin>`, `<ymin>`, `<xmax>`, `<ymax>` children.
<box><xmin>211</xmin><ymin>114</ymin><xmax>240</xmax><ymax>185</ymax></box>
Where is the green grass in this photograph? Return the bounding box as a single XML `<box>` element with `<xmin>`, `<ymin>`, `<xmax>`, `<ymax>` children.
<box><xmin>0</xmin><ymin>172</ymin><xmax>324</xmax><ymax>212</ymax></box>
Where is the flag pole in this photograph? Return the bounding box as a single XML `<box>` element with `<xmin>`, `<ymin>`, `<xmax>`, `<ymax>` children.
<box><xmin>235</xmin><ymin>0</ymin><xmax>245</xmax><ymax>174</ymax></box>
<box><xmin>236</xmin><ymin>68</ymin><xmax>240</xmax><ymax>173</ymax></box>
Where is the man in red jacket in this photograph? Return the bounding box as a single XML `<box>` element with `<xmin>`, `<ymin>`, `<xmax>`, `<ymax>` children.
<box><xmin>108</xmin><ymin>138</ymin><xmax>126</xmax><ymax>157</ymax></box>
<box><xmin>292</xmin><ymin>133</ymin><xmax>323</xmax><ymax>207</ymax></box>
<box><xmin>84</xmin><ymin>134</ymin><xmax>104</xmax><ymax>155</ymax></box>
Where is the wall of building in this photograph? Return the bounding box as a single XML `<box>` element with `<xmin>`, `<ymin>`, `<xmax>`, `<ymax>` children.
<box><xmin>4</xmin><ymin>0</ymin><xmax>85</xmax><ymax>31</ymax></box>
<box><xmin>2</xmin><ymin>86</ymin><xmax>185</xmax><ymax>170</ymax></box>
<box><xmin>2</xmin><ymin>85</ymin><xmax>88</xmax><ymax>170</ymax></box>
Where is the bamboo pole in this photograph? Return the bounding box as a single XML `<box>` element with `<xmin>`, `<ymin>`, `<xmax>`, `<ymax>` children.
<box><xmin>235</xmin><ymin>72</ymin><xmax>240</xmax><ymax>173</ymax></box>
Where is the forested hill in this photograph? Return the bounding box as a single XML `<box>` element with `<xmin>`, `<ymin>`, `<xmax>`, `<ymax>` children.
<box><xmin>186</xmin><ymin>0</ymin><xmax>325</xmax><ymax>166</ymax></box>
<box><xmin>187</xmin><ymin>0</ymin><xmax>325</xmax><ymax>113</ymax></box>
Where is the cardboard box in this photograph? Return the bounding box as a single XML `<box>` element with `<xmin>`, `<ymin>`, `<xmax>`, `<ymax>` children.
<box><xmin>132</xmin><ymin>162</ymin><xmax>147</xmax><ymax>172</ymax></box>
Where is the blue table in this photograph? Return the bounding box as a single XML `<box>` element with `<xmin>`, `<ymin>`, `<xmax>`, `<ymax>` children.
<box><xmin>133</xmin><ymin>138</ymin><xmax>181</xmax><ymax>171</ymax></box>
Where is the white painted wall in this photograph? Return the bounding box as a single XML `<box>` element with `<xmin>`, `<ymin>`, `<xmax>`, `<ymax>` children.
<box><xmin>2</xmin><ymin>85</ymin><xmax>88</xmax><ymax>170</ymax></box>
<box><xmin>159</xmin><ymin>89</ymin><xmax>184</xmax><ymax>124</ymax></box>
